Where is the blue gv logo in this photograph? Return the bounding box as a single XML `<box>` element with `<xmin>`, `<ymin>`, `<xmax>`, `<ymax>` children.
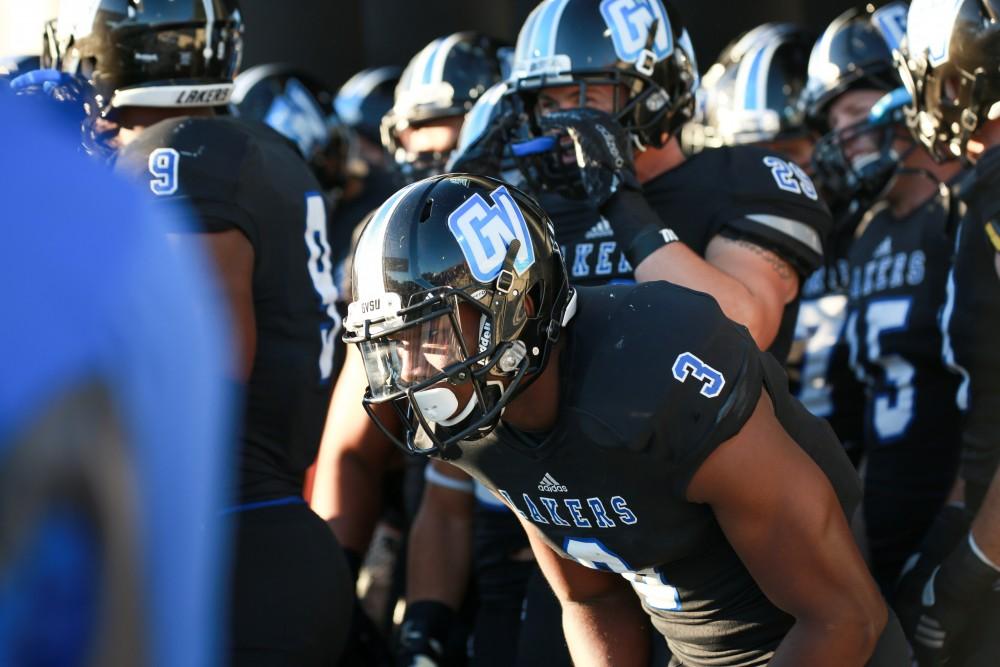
<box><xmin>448</xmin><ymin>185</ymin><xmax>536</xmax><ymax>283</ymax></box>
<box><xmin>600</xmin><ymin>0</ymin><xmax>673</xmax><ymax>63</ymax></box>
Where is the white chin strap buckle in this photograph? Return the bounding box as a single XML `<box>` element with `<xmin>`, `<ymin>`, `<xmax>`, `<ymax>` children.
<box><xmin>413</xmin><ymin>387</ymin><xmax>479</xmax><ymax>426</ymax></box>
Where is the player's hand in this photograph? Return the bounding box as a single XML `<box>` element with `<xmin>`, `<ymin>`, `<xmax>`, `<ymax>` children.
<box><xmin>396</xmin><ymin>600</ymin><xmax>452</xmax><ymax>667</ymax></box>
<box><xmin>896</xmin><ymin>507</ymin><xmax>999</xmax><ymax>665</ymax></box>
<box><xmin>8</xmin><ymin>69</ymin><xmax>115</xmax><ymax>159</ymax></box>
<box><xmin>534</xmin><ymin>107</ymin><xmax>639</xmax><ymax>207</ymax></box>
<box><xmin>9</xmin><ymin>69</ymin><xmax>84</xmax><ymax>99</ymax></box>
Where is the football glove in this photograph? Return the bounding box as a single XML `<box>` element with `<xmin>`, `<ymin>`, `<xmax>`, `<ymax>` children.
<box><xmin>896</xmin><ymin>506</ymin><xmax>1000</xmax><ymax>666</ymax></box>
<box><xmin>396</xmin><ymin>600</ymin><xmax>453</xmax><ymax>667</ymax></box>
<box><xmin>532</xmin><ymin>107</ymin><xmax>639</xmax><ymax>208</ymax></box>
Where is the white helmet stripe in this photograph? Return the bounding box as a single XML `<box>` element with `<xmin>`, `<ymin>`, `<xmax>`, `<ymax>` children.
<box><xmin>736</xmin><ymin>40</ymin><xmax>780</xmax><ymax>111</ymax></box>
<box><xmin>353</xmin><ymin>182</ymin><xmax>422</xmax><ymax>300</ymax></box>
<box><xmin>514</xmin><ymin>3</ymin><xmax>544</xmax><ymax>68</ymax></box>
<box><xmin>431</xmin><ymin>32</ymin><xmax>465</xmax><ymax>88</ymax></box>
<box><xmin>202</xmin><ymin>0</ymin><xmax>215</xmax><ymax>57</ymax></box>
<box><xmin>545</xmin><ymin>0</ymin><xmax>571</xmax><ymax>61</ymax></box>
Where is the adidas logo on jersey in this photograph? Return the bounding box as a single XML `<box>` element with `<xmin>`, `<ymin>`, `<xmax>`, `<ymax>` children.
<box><xmin>873</xmin><ymin>237</ymin><xmax>892</xmax><ymax>258</ymax></box>
<box><xmin>584</xmin><ymin>218</ymin><xmax>615</xmax><ymax>240</ymax></box>
<box><xmin>538</xmin><ymin>473</ymin><xmax>568</xmax><ymax>493</ymax></box>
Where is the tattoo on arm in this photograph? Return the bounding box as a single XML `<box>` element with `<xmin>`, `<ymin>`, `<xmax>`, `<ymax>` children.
<box><xmin>727</xmin><ymin>238</ymin><xmax>794</xmax><ymax>281</ymax></box>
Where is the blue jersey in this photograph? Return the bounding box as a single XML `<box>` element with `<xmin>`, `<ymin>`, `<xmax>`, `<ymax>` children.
<box><xmin>0</xmin><ymin>96</ymin><xmax>233</xmax><ymax>667</ymax></box>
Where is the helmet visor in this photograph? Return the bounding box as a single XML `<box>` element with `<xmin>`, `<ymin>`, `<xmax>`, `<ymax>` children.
<box><xmin>358</xmin><ymin>312</ymin><xmax>467</xmax><ymax>401</ymax></box>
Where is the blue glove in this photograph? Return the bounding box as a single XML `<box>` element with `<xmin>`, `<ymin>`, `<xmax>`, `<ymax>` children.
<box><xmin>10</xmin><ymin>69</ymin><xmax>81</xmax><ymax>97</ymax></box>
<box><xmin>8</xmin><ymin>70</ymin><xmax>114</xmax><ymax>159</ymax></box>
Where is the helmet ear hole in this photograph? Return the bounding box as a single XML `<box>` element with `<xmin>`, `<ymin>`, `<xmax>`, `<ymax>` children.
<box><xmin>525</xmin><ymin>282</ymin><xmax>543</xmax><ymax>319</ymax></box>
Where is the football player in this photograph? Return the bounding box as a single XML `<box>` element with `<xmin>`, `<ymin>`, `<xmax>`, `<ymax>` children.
<box><xmin>232</xmin><ymin>63</ymin><xmax>365</xmax><ymax>197</ymax></box>
<box><xmin>115</xmin><ymin>116</ymin><xmax>354</xmax><ymax>666</ymax></box>
<box><xmin>891</xmin><ymin>1</ymin><xmax>1000</xmax><ymax>664</ymax></box>
<box><xmin>39</xmin><ymin>0</ymin><xmax>241</xmax><ymax>151</ymax></box>
<box><xmin>803</xmin><ymin>3</ymin><xmax>967</xmax><ymax>595</ymax></box>
<box><xmin>682</xmin><ymin>24</ymin><xmax>860</xmax><ymax>444</ymax></box>
<box><xmin>309</xmin><ymin>32</ymin><xmax>509</xmax><ymax>663</ymax></box>
<box><xmin>381</xmin><ymin>32</ymin><xmax>507</xmax><ymax>184</ymax></box>
<box><xmin>232</xmin><ymin>63</ymin><xmax>371</xmax><ymax>388</ymax></box>
<box><xmin>310</xmin><ymin>31</ymin><xmax>507</xmax><ymax>553</ymax></box>
<box><xmin>44</xmin><ymin>1</ymin><xmax>355</xmax><ymax>663</ymax></box>
<box><xmin>345</xmin><ymin>172</ymin><xmax>909</xmax><ymax>667</ymax></box>
<box><xmin>336</xmin><ymin>66</ymin><xmax>403</xmax><ymax>169</ymax></box>
<box><xmin>683</xmin><ymin>23</ymin><xmax>814</xmax><ymax>169</ymax></box>
<box><xmin>0</xmin><ymin>94</ymin><xmax>232</xmax><ymax>667</ymax></box>
<box><xmin>503</xmin><ymin>0</ymin><xmax>832</xmax><ymax>361</ymax></box>
<box><xmin>401</xmin><ymin>4</ymin><xmax>832</xmax><ymax>663</ymax></box>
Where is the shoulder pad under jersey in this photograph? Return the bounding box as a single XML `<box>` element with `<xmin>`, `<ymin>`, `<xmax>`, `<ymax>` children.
<box><xmin>567</xmin><ymin>283</ymin><xmax>764</xmax><ymax>497</ymax></box>
<box><xmin>711</xmin><ymin>145</ymin><xmax>832</xmax><ymax>277</ymax></box>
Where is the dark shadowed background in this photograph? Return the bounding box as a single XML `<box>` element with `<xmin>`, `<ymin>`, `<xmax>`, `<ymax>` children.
<box><xmin>0</xmin><ymin>1</ymin><xmax>859</xmax><ymax>91</ymax></box>
<box><xmin>236</xmin><ymin>0</ymin><xmax>859</xmax><ymax>90</ymax></box>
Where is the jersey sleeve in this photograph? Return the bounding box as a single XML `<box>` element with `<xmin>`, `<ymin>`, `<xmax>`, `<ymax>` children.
<box><xmin>113</xmin><ymin>117</ymin><xmax>261</xmax><ymax>249</ymax></box>
<box><xmin>655</xmin><ymin>290</ymin><xmax>765</xmax><ymax>498</ymax></box>
<box><xmin>714</xmin><ymin>146</ymin><xmax>833</xmax><ymax>278</ymax></box>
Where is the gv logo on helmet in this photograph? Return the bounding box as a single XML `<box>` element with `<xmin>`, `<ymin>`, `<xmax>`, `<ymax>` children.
<box><xmin>448</xmin><ymin>185</ymin><xmax>536</xmax><ymax>283</ymax></box>
<box><xmin>599</xmin><ymin>0</ymin><xmax>673</xmax><ymax>64</ymax></box>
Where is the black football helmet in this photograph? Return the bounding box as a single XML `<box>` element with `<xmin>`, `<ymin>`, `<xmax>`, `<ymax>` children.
<box><xmin>899</xmin><ymin>0</ymin><xmax>1000</xmax><ymax>161</ymax></box>
<box><xmin>684</xmin><ymin>23</ymin><xmax>811</xmax><ymax>152</ymax></box>
<box><xmin>506</xmin><ymin>0</ymin><xmax>699</xmax><ymax>149</ymax></box>
<box><xmin>42</xmin><ymin>0</ymin><xmax>243</xmax><ymax>112</ymax></box>
<box><xmin>445</xmin><ymin>81</ymin><xmax>528</xmax><ymax>186</ymax></box>
<box><xmin>801</xmin><ymin>3</ymin><xmax>905</xmax><ymax>132</ymax></box>
<box><xmin>6</xmin><ymin>69</ymin><xmax>112</xmax><ymax>158</ymax></box>
<box><xmin>232</xmin><ymin>63</ymin><xmax>363</xmax><ymax>190</ymax></box>
<box><xmin>803</xmin><ymin>3</ymin><xmax>910</xmax><ymax>209</ymax></box>
<box><xmin>344</xmin><ymin>174</ymin><xmax>574</xmax><ymax>457</ymax></box>
<box><xmin>381</xmin><ymin>32</ymin><xmax>506</xmax><ymax>181</ymax></box>
<box><xmin>335</xmin><ymin>66</ymin><xmax>402</xmax><ymax>146</ymax></box>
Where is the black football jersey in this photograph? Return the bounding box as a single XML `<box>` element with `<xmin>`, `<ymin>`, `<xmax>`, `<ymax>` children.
<box><xmin>115</xmin><ymin>117</ymin><xmax>341</xmax><ymax>502</ymax></box>
<box><xmin>844</xmin><ymin>192</ymin><xmax>962</xmax><ymax>458</ymax></box>
<box><xmin>330</xmin><ymin>165</ymin><xmax>399</xmax><ymax>294</ymax></box>
<box><xmin>438</xmin><ymin>283</ymin><xmax>861</xmax><ymax>667</ymax></box>
<box><xmin>642</xmin><ymin>146</ymin><xmax>833</xmax><ymax>361</ymax></box>
<box><xmin>787</xmin><ymin>261</ymin><xmax>866</xmax><ymax>448</ymax></box>
<box><xmin>941</xmin><ymin>151</ymin><xmax>1000</xmax><ymax>512</ymax></box>
<box><xmin>538</xmin><ymin>193</ymin><xmax>635</xmax><ymax>286</ymax></box>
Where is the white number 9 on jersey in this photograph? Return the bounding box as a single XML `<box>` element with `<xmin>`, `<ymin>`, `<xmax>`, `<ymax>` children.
<box><xmin>148</xmin><ymin>147</ymin><xmax>179</xmax><ymax>196</ymax></box>
<box><xmin>304</xmin><ymin>193</ymin><xmax>341</xmax><ymax>382</ymax></box>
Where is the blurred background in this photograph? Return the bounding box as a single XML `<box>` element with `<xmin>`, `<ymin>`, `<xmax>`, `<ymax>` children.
<box><xmin>1</xmin><ymin>0</ymin><xmax>861</xmax><ymax>87</ymax></box>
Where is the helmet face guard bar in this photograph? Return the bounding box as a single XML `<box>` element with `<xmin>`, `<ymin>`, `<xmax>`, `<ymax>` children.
<box><xmin>811</xmin><ymin>100</ymin><xmax>912</xmax><ymax>208</ymax></box>
<box><xmin>346</xmin><ymin>286</ymin><xmax>528</xmax><ymax>459</ymax></box>
<box><xmin>509</xmin><ymin>65</ymin><xmax>690</xmax><ymax>148</ymax></box>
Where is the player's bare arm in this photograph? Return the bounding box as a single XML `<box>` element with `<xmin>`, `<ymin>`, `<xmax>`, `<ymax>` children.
<box><xmin>519</xmin><ymin>515</ymin><xmax>651</xmax><ymax>667</ymax></box>
<box><xmin>407</xmin><ymin>460</ymin><xmax>475</xmax><ymax>608</ymax></box>
<box><xmin>310</xmin><ymin>345</ymin><xmax>400</xmax><ymax>555</ymax></box>
<box><xmin>688</xmin><ymin>392</ymin><xmax>885</xmax><ymax>666</ymax></box>
<box><xmin>633</xmin><ymin>235</ymin><xmax>798</xmax><ymax>350</ymax></box>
